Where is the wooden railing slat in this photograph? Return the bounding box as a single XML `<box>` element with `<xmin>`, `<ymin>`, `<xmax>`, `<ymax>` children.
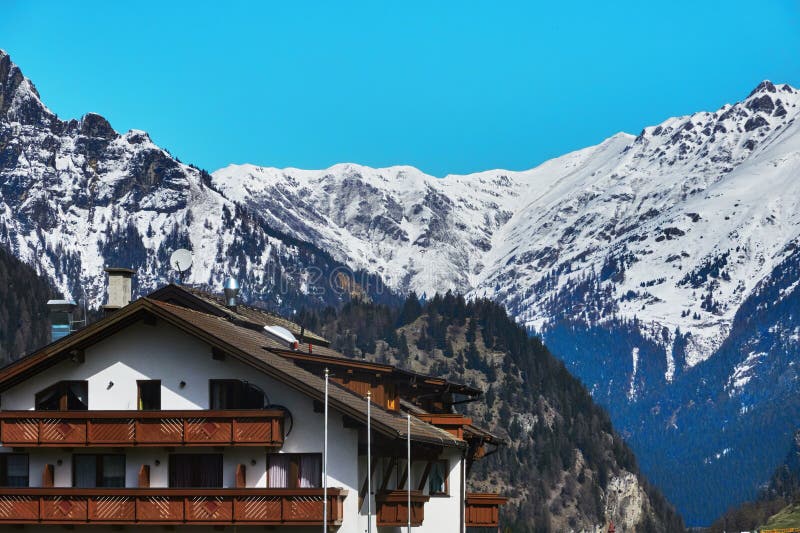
<box><xmin>0</xmin><ymin>411</ymin><xmax>284</xmax><ymax>448</ymax></box>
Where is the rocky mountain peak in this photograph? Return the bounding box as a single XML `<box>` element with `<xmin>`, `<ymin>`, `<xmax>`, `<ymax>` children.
<box><xmin>79</xmin><ymin>112</ymin><xmax>117</xmax><ymax>140</ymax></box>
<box><xmin>748</xmin><ymin>80</ymin><xmax>778</xmax><ymax>97</ymax></box>
<box><xmin>0</xmin><ymin>49</ymin><xmax>50</xmax><ymax>126</ymax></box>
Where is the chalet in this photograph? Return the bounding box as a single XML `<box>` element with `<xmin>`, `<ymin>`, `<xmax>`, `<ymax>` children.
<box><xmin>0</xmin><ymin>268</ymin><xmax>506</xmax><ymax>531</ymax></box>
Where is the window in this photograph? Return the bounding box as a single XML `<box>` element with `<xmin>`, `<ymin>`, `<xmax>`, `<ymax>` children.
<box><xmin>385</xmin><ymin>383</ymin><xmax>398</xmax><ymax>411</ymax></box>
<box><xmin>137</xmin><ymin>380</ymin><xmax>161</xmax><ymax>410</ymax></box>
<box><xmin>266</xmin><ymin>453</ymin><xmax>321</xmax><ymax>488</ymax></box>
<box><xmin>0</xmin><ymin>454</ymin><xmax>28</xmax><ymax>487</ymax></box>
<box><xmin>73</xmin><ymin>454</ymin><xmax>125</xmax><ymax>488</ymax></box>
<box><xmin>169</xmin><ymin>454</ymin><xmax>222</xmax><ymax>488</ymax></box>
<box><xmin>209</xmin><ymin>380</ymin><xmax>267</xmax><ymax>409</ymax></box>
<box><xmin>428</xmin><ymin>460</ymin><xmax>449</xmax><ymax>496</ymax></box>
<box><xmin>35</xmin><ymin>381</ymin><xmax>88</xmax><ymax>411</ymax></box>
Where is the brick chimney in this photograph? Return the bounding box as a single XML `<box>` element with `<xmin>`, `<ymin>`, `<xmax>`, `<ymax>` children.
<box><xmin>103</xmin><ymin>267</ymin><xmax>135</xmax><ymax>315</ymax></box>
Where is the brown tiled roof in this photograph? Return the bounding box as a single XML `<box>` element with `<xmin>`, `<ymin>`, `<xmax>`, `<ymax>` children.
<box><xmin>145</xmin><ymin>299</ymin><xmax>464</xmax><ymax>448</ymax></box>
<box><xmin>151</xmin><ymin>284</ymin><xmax>480</xmax><ymax>397</ymax></box>
<box><xmin>148</xmin><ymin>284</ymin><xmax>329</xmax><ymax>345</ymax></box>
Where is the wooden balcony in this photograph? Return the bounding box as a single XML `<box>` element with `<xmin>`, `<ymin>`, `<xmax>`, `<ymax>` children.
<box><xmin>465</xmin><ymin>492</ymin><xmax>507</xmax><ymax>527</ymax></box>
<box><xmin>0</xmin><ymin>410</ymin><xmax>284</xmax><ymax>448</ymax></box>
<box><xmin>0</xmin><ymin>488</ymin><xmax>345</xmax><ymax>526</ymax></box>
<box><xmin>375</xmin><ymin>490</ymin><xmax>429</xmax><ymax>527</ymax></box>
<box><xmin>414</xmin><ymin>414</ymin><xmax>472</xmax><ymax>439</ymax></box>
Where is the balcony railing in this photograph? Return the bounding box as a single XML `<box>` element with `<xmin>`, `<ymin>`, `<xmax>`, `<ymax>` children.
<box><xmin>0</xmin><ymin>410</ymin><xmax>284</xmax><ymax>447</ymax></box>
<box><xmin>375</xmin><ymin>490</ymin><xmax>429</xmax><ymax>527</ymax></box>
<box><xmin>464</xmin><ymin>492</ymin><xmax>507</xmax><ymax>527</ymax></box>
<box><xmin>0</xmin><ymin>488</ymin><xmax>345</xmax><ymax>526</ymax></box>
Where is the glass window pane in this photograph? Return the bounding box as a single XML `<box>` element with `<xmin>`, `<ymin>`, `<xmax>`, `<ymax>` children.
<box><xmin>210</xmin><ymin>381</ymin><xmax>236</xmax><ymax>409</ymax></box>
<box><xmin>35</xmin><ymin>386</ymin><xmax>60</xmax><ymax>411</ymax></box>
<box><xmin>429</xmin><ymin>461</ymin><xmax>446</xmax><ymax>494</ymax></box>
<box><xmin>267</xmin><ymin>455</ymin><xmax>290</xmax><ymax>488</ymax></box>
<box><xmin>67</xmin><ymin>382</ymin><xmax>88</xmax><ymax>410</ymax></box>
<box><xmin>244</xmin><ymin>383</ymin><xmax>266</xmax><ymax>409</ymax></box>
<box><xmin>138</xmin><ymin>381</ymin><xmax>161</xmax><ymax>410</ymax></box>
<box><xmin>169</xmin><ymin>454</ymin><xmax>222</xmax><ymax>488</ymax></box>
<box><xmin>74</xmin><ymin>455</ymin><xmax>97</xmax><ymax>488</ymax></box>
<box><xmin>299</xmin><ymin>455</ymin><xmax>321</xmax><ymax>488</ymax></box>
<box><xmin>102</xmin><ymin>456</ymin><xmax>125</xmax><ymax>487</ymax></box>
<box><xmin>5</xmin><ymin>455</ymin><xmax>28</xmax><ymax>487</ymax></box>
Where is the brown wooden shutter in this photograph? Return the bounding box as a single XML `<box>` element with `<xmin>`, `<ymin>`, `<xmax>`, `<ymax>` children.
<box><xmin>42</xmin><ymin>464</ymin><xmax>54</xmax><ymax>488</ymax></box>
<box><xmin>138</xmin><ymin>464</ymin><xmax>150</xmax><ymax>488</ymax></box>
<box><xmin>235</xmin><ymin>464</ymin><xmax>246</xmax><ymax>488</ymax></box>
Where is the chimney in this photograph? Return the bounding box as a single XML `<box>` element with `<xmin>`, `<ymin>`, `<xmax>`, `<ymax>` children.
<box><xmin>103</xmin><ymin>267</ymin><xmax>135</xmax><ymax>315</ymax></box>
<box><xmin>223</xmin><ymin>277</ymin><xmax>240</xmax><ymax>310</ymax></box>
<box><xmin>46</xmin><ymin>299</ymin><xmax>77</xmax><ymax>342</ymax></box>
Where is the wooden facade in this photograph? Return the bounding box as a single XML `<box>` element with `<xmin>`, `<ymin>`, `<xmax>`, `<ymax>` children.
<box><xmin>464</xmin><ymin>492</ymin><xmax>507</xmax><ymax>527</ymax></box>
<box><xmin>375</xmin><ymin>490</ymin><xmax>429</xmax><ymax>527</ymax></box>
<box><xmin>0</xmin><ymin>488</ymin><xmax>345</xmax><ymax>525</ymax></box>
<box><xmin>0</xmin><ymin>410</ymin><xmax>284</xmax><ymax>447</ymax></box>
<box><xmin>415</xmin><ymin>414</ymin><xmax>473</xmax><ymax>439</ymax></box>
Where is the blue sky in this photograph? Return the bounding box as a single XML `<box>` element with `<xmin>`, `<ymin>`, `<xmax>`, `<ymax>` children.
<box><xmin>2</xmin><ymin>1</ymin><xmax>799</xmax><ymax>176</ymax></box>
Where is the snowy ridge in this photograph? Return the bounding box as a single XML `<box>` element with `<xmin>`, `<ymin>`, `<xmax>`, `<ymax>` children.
<box><xmin>214</xmin><ymin>81</ymin><xmax>800</xmax><ymax>371</ymax></box>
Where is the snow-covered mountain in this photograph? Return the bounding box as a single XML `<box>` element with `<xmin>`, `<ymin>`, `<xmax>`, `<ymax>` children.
<box><xmin>212</xmin><ymin>80</ymin><xmax>800</xmax><ymax>524</ymax></box>
<box><xmin>4</xmin><ymin>44</ymin><xmax>800</xmax><ymax>524</ymax></box>
<box><xmin>214</xmin><ymin>80</ymin><xmax>800</xmax><ymax>373</ymax></box>
<box><xmin>0</xmin><ymin>49</ymin><xmax>391</xmax><ymax>315</ymax></box>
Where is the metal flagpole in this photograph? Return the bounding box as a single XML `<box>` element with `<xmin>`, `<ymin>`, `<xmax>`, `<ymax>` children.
<box><xmin>323</xmin><ymin>368</ymin><xmax>329</xmax><ymax>533</ymax></box>
<box><xmin>407</xmin><ymin>413</ymin><xmax>411</xmax><ymax>532</ymax></box>
<box><xmin>367</xmin><ymin>391</ymin><xmax>372</xmax><ymax>533</ymax></box>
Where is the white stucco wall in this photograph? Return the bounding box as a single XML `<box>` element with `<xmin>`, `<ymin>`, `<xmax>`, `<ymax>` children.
<box><xmin>0</xmin><ymin>319</ymin><xmax>361</xmax><ymax>533</ymax></box>
<box><xmin>0</xmin><ymin>318</ymin><xmax>467</xmax><ymax>532</ymax></box>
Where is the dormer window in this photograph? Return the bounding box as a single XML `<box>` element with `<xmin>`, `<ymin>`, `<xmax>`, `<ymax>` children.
<box><xmin>35</xmin><ymin>381</ymin><xmax>88</xmax><ymax>411</ymax></box>
<box><xmin>209</xmin><ymin>379</ymin><xmax>267</xmax><ymax>409</ymax></box>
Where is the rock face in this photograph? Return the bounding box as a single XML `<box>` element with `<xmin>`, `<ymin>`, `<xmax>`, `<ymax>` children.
<box><xmin>605</xmin><ymin>473</ymin><xmax>648</xmax><ymax>532</ymax></box>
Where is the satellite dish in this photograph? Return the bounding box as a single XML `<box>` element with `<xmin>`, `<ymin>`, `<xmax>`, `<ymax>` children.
<box><xmin>169</xmin><ymin>248</ymin><xmax>193</xmax><ymax>282</ymax></box>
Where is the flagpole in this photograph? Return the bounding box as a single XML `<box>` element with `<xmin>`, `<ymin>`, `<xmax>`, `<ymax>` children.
<box><xmin>367</xmin><ymin>391</ymin><xmax>372</xmax><ymax>533</ymax></box>
<box><xmin>407</xmin><ymin>413</ymin><xmax>411</xmax><ymax>532</ymax></box>
<box><xmin>323</xmin><ymin>368</ymin><xmax>329</xmax><ymax>533</ymax></box>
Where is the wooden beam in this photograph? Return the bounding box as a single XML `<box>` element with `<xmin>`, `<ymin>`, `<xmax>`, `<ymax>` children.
<box><xmin>417</xmin><ymin>461</ymin><xmax>432</xmax><ymax>491</ymax></box>
<box><xmin>359</xmin><ymin>459</ymin><xmax>379</xmax><ymax>509</ymax></box>
<box><xmin>398</xmin><ymin>462</ymin><xmax>409</xmax><ymax>489</ymax></box>
<box><xmin>378</xmin><ymin>457</ymin><xmax>397</xmax><ymax>493</ymax></box>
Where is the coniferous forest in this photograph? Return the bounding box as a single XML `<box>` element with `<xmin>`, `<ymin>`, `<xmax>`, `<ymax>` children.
<box><xmin>0</xmin><ymin>246</ymin><xmax>53</xmax><ymax>364</ymax></box>
<box><xmin>298</xmin><ymin>292</ymin><xmax>684</xmax><ymax>532</ymax></box>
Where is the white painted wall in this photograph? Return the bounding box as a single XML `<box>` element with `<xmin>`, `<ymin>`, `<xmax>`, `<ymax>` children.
<box><xmin>0</xmin><ymin>319</ymin><xmax>361</xmax><ymax>533</ymax></box>
<box><xmin>0</xmin><ymin>318</ymin><xmax>467</xmax><ymax>532</ymax></box>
